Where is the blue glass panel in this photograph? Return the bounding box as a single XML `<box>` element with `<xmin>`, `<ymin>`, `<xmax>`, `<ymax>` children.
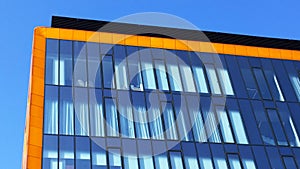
<box><xmin>59</xmin><ymin>40</ymin><xmax>73</xmax><ymax>86</ymax></box>
<box><xmin>237</xmin><ymin>57</ymin><xmax>260</xmax><ymax>99</ymax></box>
<box><xmin>102</xmin><ymin>55</ymin><xmax>115</xmax><ymax>89</ymax></box>
<box><xmin>288</xmin><ymin>103</ymin><xmax>300</xmax><ymax>140</ymax></box>
<box><xmin>91</xmin><ymin>138</ymin><xmax>107</xmax><ymax>169</ymax></box>
<box><xmin>59</xmin><ymin>136</ymin><xmax>74</xmax><ymax>169</ymax></box>
<box><xmin>139</xmin><ymin>156</ymin><xmax>154</xmax><ymax>169</ymax></box>
<box><xmin>251</xmin><ymin>100</ymin><xmax>275</xmax><ymax>145</ymax></box>
<box><xmin>283</xmin><ymin>156</ymin><xmax>298</xmax><ymax>169</ymax></box>
<box><xmin>123</xmin><ymin>139</ymin><xmax>138</xmax><ymax>169</ymax></box>
<box><xmin>266</xmin><ymin>109</ymin><xmax>288</xmax><ymax>146</ymax></box>
<box><xmin>217</xmin><ymin>55</ymin><xmax>234</xmax><ymax>95</ymax></box>
<box><xmin>182</xmin><ymin>143</ymin><xmax>199</xmax><ymax>169</ymax></box>
<box><xmin>197</xmin><ymin>143</ymin><xmax>214</xmax><ymax>169</ymax></box>
<box><xmin>162</xmin><ymin>102</ymin><xmax>178</xmax><ymax>140</ymax></box>
<box><xmin>211</xmin><ymin>144</ymin><xmax>228</xmax><ymax>169</ymax></box>
<box><xmin>59</xmin><ymin>87</ymin><xmax>74</xmax><ymax>135</ymax></box>
<box><xmin>205</xmin><ymin>64</ymin><xmax>222</xmax><ymax>95</ymax></box>
<box><xmin>155</xmin><ymin>59</ymin><xmax>169</xmax><ymax>91</ymax></box>
<box><xmin>261</xmin><ymin>59</ymin><xmax>285</xmax><ymax>101</ymax></box>
<box><xmin>253</xmin><ymin>68</ymin><xmax>272</xmax><ymax>100</ymax></box>
<box><xmin>277</xmin><ymin>102</ymin><xmax>300</xmax><ymax>147</ymax></box>
<box><xmin>118</xmin><ymin>91</ymin><xmax>135</xmax><ymax>138</ymax></box>
<box><xmin>126</xmin><ymin>47</ymin><xmax>143</xmax><ymax>91</ymax></box>
<box><xmin>132</xmin><ymin>92</ymin><xmax>149</xmax><ymax>139</ymax></box>
<box><xmin>238</xmin><ymin>145</ymin><xmax>256</xmax><ymax>169</ymax></box>
<box><xmin>169</xmin><ymin>151</ymin><xmax>184</xmax><ymax>169</ymax></box>
<box><xmin>46</xmin><ymin>39</ymin><xmax>59</xmax><ymax>85</ymax></box>
<box><xmin>76</xmin><ymin>137</ymin><xmax>91</xmax><ymax>169</ymax></box>
<box><xmin>89</xmin><ymin>89</ymin><xmax>105</xmax><ymax>137</ymax></box>
<box><xmin>108</xmin><ymin>148</ymin><xmax>122</xmax><ymax>169</ymax></box>
<box><xmin>186</xmin><ymin>95</ymin><xmax>207</xmax><ymax>142</ymax></box>
<box><xmin>43</xmin><ymin>135</ymin><xmax>58</xmax><ymax>169</ymax></box>
<box><xmin>87</xmin><ymin>42</ymin><xmax>101</xmax><ymax>88</ymax></box>
<box><xmin>275</xmin><ymin>60</ymin><xmax>297</xmax><ymax>102</ymax></box>
<box><xmin>252</xmin><ymin>146</ymin><xmax>271</xmax><ymax>169</ymax></box>
<box><xmin>215</xmin><ymin>106</ymin><xmax>234</xmax><ymax>143</ymax></box>
<box><xmin>190</xmin><ymin>52</ymin><xmax>209</xmax><ymax>93</ymax></box>
<box><xmin>266</xmin><ymin>147</ymin><xmax>285</xmax><ymax>169</ymax></box>
<box><xmin>74</xmin><ymin>88</ymin><xmax>89</xmax><ymax>136</ymax></box>
<box><xmin>154</xmin><ymin>153</ymin><xmax>170</xmax><ymax>169</ymax></box>
<box><xmin>73</xmin><ymin>41</ymin><xmax>87</xmax><ymax>87</ymax></box>
<box><xmin>238</xmin><ymin>100</ymin><xmax>262</xmax><ymax>144</ymax></box>
<box><xmin>105</xmin><ymin>98</ymin><xmax>119</xmax><ymax>137</ymax></box>
<box><xmin>138</xmin><ymin>140</ymin><xmax>154</xmax><ymax>169</ymax></box>
<box><xmin>114</xmin><ymin>45</ymin><xmax>129</xmax><ymax>90</ymax></box>
<box><xmin>227</xmin><ymin>154</ymin><xmax>242</xmax><ymax>169</ymax></box>
<box><xmin>146</xmin><ymin>93</ymin><xmax>164</xmax><ymax>140</ymax></box>
<box><xmin>224</xmin><ymin>55</ymin><xmax>247</xmax><ymax>98</ymax></box>
<box><xmin>173</xmin><ymin>94</ymin><xmax>193</xmax><ymax>141</ymax></box>
<box><xmin>177</xmin><ymin>51</ymin><xmax>196</xmax><ymax>92</ymax></box>
<box><xmin>140</xmin><ymin>48</ymin><xmax>156</xmax><ymax>90</ymax></box>
<box><xmin>100</xmin><ymin>43</ymin><xmax>113</xmax><ymax>55</ymax></box>
<box><xmin>44</xmin><ymin>85</ymin><xmax>58</xmax><ymax>134</ymax></box>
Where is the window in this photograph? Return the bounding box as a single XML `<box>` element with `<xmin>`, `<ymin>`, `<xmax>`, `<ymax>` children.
<box><xmin>105</xmin><ymin>98</ymin><xmax>119</xmax><ymax>137</ymax></box>
<box><xmin>114</xmin><ymin>45</ymin><xmax>129</xmax><ymax>90</ymax></box>
<box><xmin>154</xmin><ymin>153</ymin><xmax>170</xmax><ymax>169</ymax></box>
<box><xmin>216</xmin><ymin>106</ymin><xmax>234</xmax><ymax>143</ymax></box>
<box><xmin>43</xmin><ymin>135</ymin><xmax>58</xmax><ymax>169</ymax></box>
<box><xmin>155</xmin><ymin>60</ymin><xmax>170</xmax><ymax>91</ymax></box>
<box><xmin>59</xmin><ymin>87</ymin><xmax>74</xmax><ymax>135</ymax></box>
<box><xmin>169</xmin><ymin>152</ymin><xmax>184</xmax><ymax>169</ymax></box>
<box><xmin>108</xmin><ymin>148</ymin><xmax>122</xmax><ymax>169</ymax></box>
<box><xmin>118</xmin><ymin>91</ymin><xmax>135</xmax><ymax>138</ymax></box>
<box><xmin>289</xmin><ymin>71</ymin><xmax>300</xmax><ymax>101</ymax></box>
<box><xmin>162</xmin><ymin>102</ymin><xmax>178</xmax><ymax>140</ymax></box>
<box><xmin>102</xmin><ymin>55</ymin><xmax>115</xmax><ymax>89</ymax></box>
<box><xmin>228</xmin><ymin>110</ymin><xmax>248</xmax><ymax>144</ymax></box>
<box><xmin>44</xmin><ymin>85</ymin><xmax>58</xmax><ymax>134</ymax></box>
<box><xmin>139</xmin><ymin>156</ymin><xmax>154</xmax><ymax>169</ymax></box>
<box><xmin>266</xmin><ymin>109</ymin><xmax>288</xmax><ymax>146</ymax></box>
<box><xmin>59</xmin><ymin>40</ymin><xmax>73</xmax><ymax>86</ymax></box>
<box><xmin>177</xmin><ymin>51</ymin><xmax>196</xmax><ymax>92</ymax></box>
<box><xmin>217</xmin><ymin>68</ymin><xmax>234</xmax><ymax>95</ymax></box>
<box><xmin>91</xmin><ymin>138</ymin><xmax>107</xmax><ymax>169</ymax></box>
<box><xmin>76</xmin><ymin>137</ymin><xmax>91</xmax><ymax>169</ymax></box>
<box><xmin>190</xmin><ymin>52</ymin><xmax>209</xmax><ymax>93</ymax></box>
<box><xmin>89</xmin><ymin>89</ymin><xmax>105</xmax><ymax>137</ymax></box>
<box><xmin>140</xmin><ymin>48</ymin><xmax>156</xmax><ymax>90</ymax></box>
<box><xmin>206</xmin><ymin>64</ymin><xmax>222</xmax><ymax>94</ymax></box>
<box><xmin>283</xmin><ymin>156</ymin><xmax>298</xmax><ymax>169</ymax></box>
<box><xmin>253</xmin><ymin>68</ymin><xmax>272</xmax><ymax>100</ymax></box>
<box><xmin>74</xmin><ymin>88</ymin><xmax>89</xmax><ymax>136</ymax></box>
<box><xmin>197</xmin><ymin>144</ymin><xmax>214</xmax><ymax>169</ymax></box>
<box><xmin>147</xmin><ymin>93</ymin><xmax>164</xmax><ymax>140</ymax></box>
<box><xmin>45</xmin><ymin>39</ymin><xmax>59</xmax><ymax>85</ymax></box>
<box><xmin>211</xmin><ymin>144</ymin><xmax>228</xmax><ymax>169</ymax></box>
<box><xmin>73</xmin><ymin>41</ymin><xmax>87</xmax><ymax>87</ymax></box>
<box><xmin>182</xmin><ymin>143</ymin><xmax>200</xmax><ymax>169</ymax></box>
<box><xmin>127</xmin><ymin>47</ymin><xmax>143</xmax><ymax>91</ymax></box>
<box><xmin>227</xmin><ymin>154</ymin><xmax>242</xmax><ymax>169</ymax></box>
<box><xmin>59</xmin><ymin>136</ymin><xmax>74</xmax><ymax>168</ymax></box>
<box><xmin>87</xmin><ymin>42</ymin><xmax>101</xmax><ymax>88</ymax></box>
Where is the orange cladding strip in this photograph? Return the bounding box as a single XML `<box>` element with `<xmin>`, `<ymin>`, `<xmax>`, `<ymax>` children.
<box><xmin>22</xmin><ymin>27</ymin><xmax>46</xmax><ymax>169</ymax></box>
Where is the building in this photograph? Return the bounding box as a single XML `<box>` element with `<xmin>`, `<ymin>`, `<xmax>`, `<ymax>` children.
<box><xmin>22</xmin><ymin>16</ymin><xmax>300</xmax><ymax>169</ymax></box>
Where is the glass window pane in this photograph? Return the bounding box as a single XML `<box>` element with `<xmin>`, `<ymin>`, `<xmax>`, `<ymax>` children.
<box><xmin>154</xmin><ymin>153</ymin><xmax>170</xmax><ymax>169</ymax></box>
<box><xmin>182</xmin><ymin>143</ymin><xmax>199</xmax><ymax>169</ymax></box>
<box><xmin>46</xmin><ymin>39</ymin><xmax>59</xmax><ymax>85</ymax></box>
<box><xmin>76</xmin><ymin>137</ymin><xmax>91</xmax><ymax>169</ymax></box>
<box><xmin>190</xmin><ymin>52</ymin><xmax>209</xmax><ymax>93</ymax></box>
<box><xmin>227</xmin><ymin>154</ymin><xmax>242</xmax><ymax>169</ymax></box>
<box><xmin>197</xmin><ymin>144</ymin><xmax>214</xmax><ymax>169</ymax></box>
<box><xmin>87</xmin><ymin>42</ymin><xmax>101</xmax><ymax>88</ymax></box>
<box><xmin>108</xmin><ymin>149</ymin><xmax>122</xmax><ymax>169</ymax></box>
<box><xmin>147</xmin><ymin>93</ymin><xmax>164</xmax><ymax>140</ymax></box>
<box><xmin>44</xmin><ymin>85</ymin><xmax>58</xmax><ymax>134</ymax></box>
<box><xmin>165</xmin><ymin>53</ymin><xmax>183</xmax><ymax>92</ymax></box>
<box><xmin>105</xmin><ymin>98</ymin><xmax>119</xmax><ymax>137</ymax></box>
<box><xmin>59</xmin><ymin>87</ymin><xmax>74</xmax><ymax>135</ymax></box>
<box><xmin>155</xmin><ymin>60</ymin><xmax>170</xmax><ymax>91</ymax></box>
<box><xmin>89</xmin><ymin>89</ymin><xmax>105</xmax><ymax>137</ymax></box>
<box><xmin>216</xmin><ymin>106</ymin><xmax>234</xmax><ymax>143</ymax></box>
<box><xmin>217</xmin><ymin>68</ymin><xmax>234</xmax><ymax>95</ymax></box>
<box><xmin>59</xmin><ymin>40</ymin><xmax>73</xmax><ymax>86</ymax></box>
<box><xmin>127</xmin><ymin>47</ymin><xmax>143</xmax><ymax>91</ymax></box>
<box><xmin>211</xmin><ymin>144</ymin><xmax>228</xmax><ymax>169</ymax></box>
<box><xmin>124</xmin><ymin>156</ymin><xmax>138</xmax><ymax>169</ymax></box>
<box><xmin>283</xmin><ymin>156</ymin><xmax>298</xmax><ymax>169</ymax></box>
<box><xmin>228</xmin><ymin>110</ymin><xmax>248</xmax><ymax>144</ymax></box>
<box><xmin>114</xmin><ymin>45</ymin><xmax>129</xmax><ymax>90</ymax></box>
<box><xmin>202</xmin><ymin>100</ymin><xmax>221</xmax><ymax>143</ymax></box>
<box><xmin>253</xmin><ymin>68</ymin><xmax>272</xmax><ymax>100</ymax></box>
<box><xmin>73</xmin><ymin>41</ymin><xmax>87</xmax><ymax>87</ymax></box>
<box><xmin>132</xmin><ymin>92</ymin><xmax>149</xmax><ymax>139</ymax></box>
<box><xmin>102</xmin><ymin>55</ymin><xmax>115</xmax><ymax>88</ymax></box>
<box><xmin>43</xmin><ymin>135</ymin><xmax>58</xmax><ymax>169</ymax></box>
<box><xmin>177</xmin><ymin>51</ymin><xmax>196</xmax><ymax>92</ymax></box>
<box><xmin>140</xmin><ymin>48</ymin><xmax>156</xmax><ymax>90</ymax></box>
<box><xmin>266</xmin><ymin>109</ymin><xmax>288</xmax><ymax>146</ymax></box>
<box><xmin>74</xmin><ymin>88</ymin><xmax>89</xmax><ymax>136</ymax></box>
<box><xmin>206</xmin><ymin>64</ymin><xmax>221</xmax><ymax>94</ymax></box>
<box><xmin>266</xmin><ymin>147</ymin><xmax>285</xmax><ymax>169</ymax></box>
<box><xmin>59</xmin><ymin>136</ymin><xmax>74</xmax><ymax>169</ymax></box>
<box><xmin>169</xmin><ymin>152</ymin><xmax>184</xmax><ymax>169</ymax></box>
<box><xmin>162</xmin><ymin>102</ymin><xmax>178</xmax><ymax>140</ymax></box>
<box><xmin>139</xmin><ymin>156</ymin><xmax>154</xmax><ymax>169</ymax></box>
<box><xmin>252</xmin><ymin>146</ymin><xmax>271</xmax><ymax>169</ymax></box>
<box><xmin>238</xmin><ymin>145</ymin><xmax>257</xmax><ymax>169</ymax></box>
<box><xmin>118</xmin><ymin>91</ymin><xmax>135</xmax><ymax>138</ymax></box>
<box><xmin>91</xmin><ymin>138</ymin><xmax>107</xmax><ymax>169</ymax></box>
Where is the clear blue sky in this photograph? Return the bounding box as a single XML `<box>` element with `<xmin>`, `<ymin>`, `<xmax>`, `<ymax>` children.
<box><xmin>0</xmin><ymin>0</ymin><xmax>299</xmax><ymax>168</ymax></box>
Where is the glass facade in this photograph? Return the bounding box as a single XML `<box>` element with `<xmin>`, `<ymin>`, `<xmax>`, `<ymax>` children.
<box><xmin>42</xmin><ymin>39</ymin><xmax>300</xmax><ymax>169</ymax></box>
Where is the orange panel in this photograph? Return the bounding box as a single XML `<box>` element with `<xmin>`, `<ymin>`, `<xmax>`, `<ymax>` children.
<box><xmin>188</xmin><ymin>40</ymin><xmax>201</xmax><ymax>52</ymax></box>
<box><xmin>28</xmin><ymin>145</ymin><xmax>42</xmax><ymax>158</ymax></box>
<box><xmin>46</xmin><ymin>27</ymin><xmax>59</xmax><ymax>39</ymax></box>
<box><xmin>138</xmin><ymin>36</ymin><xmax>151</xmax><ymax>47</ymax></box>
<box><xmin>280</xmin><ymin>49</ymin><xmax>292</xmax><ymax>60</ymax></box>
<box><xmin>269</xmin><ymin>49</ymin><xmax>281</xmax><ymax>59</ymax></box>
<box><xmin>100</xmin><ymin>32</ymin><xmax>113</xmax><ymax>44</ymax></box>
<box><xmin>34</xmin><ymin>27</ymin><xmax>46</xmax><ymax>37</ymax></box>
<box><xmin>31</xmin><ymin>76</ymin><xmax>44</xmax><ymax>96</ymax></box>
<box><xmin>32</xmin><ymin>66</ymin><xmax>44</xmax><ymax>79</ymax></box>
<box><xmin>32</xmin><ymin>48</ymin><xmax>45</xmax><ymax>60</ymax></box>
<box><xmin>86</xmin><ymin>31</ymin><xmax>100</xmax><ymax>42</ymax></box>
<box><xmin>30</xmin><ymin>105</ymin><xmax>43</xmax><ymax>119</ymax></box>
<box><xmin>246</xmin><ymin>46</ymin><xmax>259</xmax><ymax>56</ymax></box>
<box><xmin>125</xmin><ymin>35</ymin><xmax>138</xmax><ymax>46</ymax></box>
<box><xmin>113</xmin><ymin>33</ymin><xmax>126</xmax><ymax>45</ymax></box>
<box><xmin>31</xmin><ymin>94</ymin><xmax>44</xmax><ymax>108</ymax></box>
<box><xmin>73</xmin><ymin>30</ymin><xmax>86</xmax><ymax>42</ymax></box>
<box><xmin>176</xmin><ymin>40</ymin><xmax>188</xmax><ymax>50</ymax></box>
<box><xmin>235</xmin><ymin>45</ymin><xmax>248</xmax><ymax>56</ymax></box>
<box><xmin>34</xmin><ymin>35</ymin><xmax>46</xmax><ymax>51</ymax></box>
<box><xmin>151</xmin><ymin>37</ymin><xmax>163</xmax><ymax>48</ymax></box>
<box><xmin>292</xmin><ymin>51</ymin><xmax>300</xmax><ymax>60</ymax></box>
<box><xmin>212</xmin><ymin>43</ymin><xmax>224</xmax><ymax>54</ymax></box>
<box><xmin>59</xmin><ymin>29</ymin><xmax>73</xmax><ymax>40</ymax></box>
<box><xmin>27</xmin><ymin>156</ymin><xmax>42</xmax><ymax>169</ymax></box>
<box><xmin>163</xmin><ymin>38</ymin><xmax>176</xmax><ymax>49</ymax></box>
<box><xmin>32</xmin><ymin>56</ymin><xmax>45</xmax><ymax>70</ymax></box>
<box><xmin>200</xmin><ymin>42</ymin><xmax>215</xmax><ymax>53</ymax></box>
<box><xmin>29</xmin><ymin>115</ymin><xmax>43</xmax><ymax>129</ymax></box>
<box><xmin>257</xmin><ymin>47</ymin><xmax>270</xmax><ymax>58</ymax></box>
<box><xmin>223</xmin><ymin>44</ymin><xmax>236</xmax><ymax>55</ymax></box>
<box><xmin>28</xmin><ymin>126</ymin><xmax>43</xmax><ymax>146</ymax></box>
